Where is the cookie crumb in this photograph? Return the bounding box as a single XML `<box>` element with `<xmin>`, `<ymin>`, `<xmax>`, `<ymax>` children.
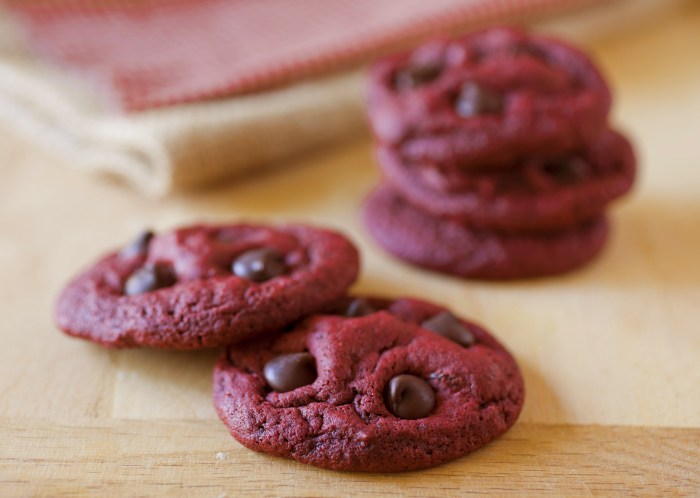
<box><xmin>215</xmin><ymin>451</ymin><xmax>227</xmax><ymax>461</ymax></box>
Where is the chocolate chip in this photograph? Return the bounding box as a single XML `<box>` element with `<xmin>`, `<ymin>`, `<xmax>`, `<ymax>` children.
<box><xmin>214</xmin><ymin>230</ymin><xmax>236</xmax><ymax>242</ymax></box>
<box><xmin>263</xmin><ymin>352</ymin><xmax>317</xmax><ymax>393</ymax></box>
<box><xmin>508</xmin><ymin>44</ymin><xmax>543</xmax><ymax>59</ymax></box>
<box><xmin>421</xmin><ymin>311</ymin><xmax>475</xmax><ymax>347</ymax></box>
<box><xmin>345</xmin><ymin>298</ymin><xmax>376</xmax><ymax>318</ymax></box>
<box><xmin>232</xmin><ymin>248</ymin><xmax>287</xmax><ymax>282</ymax></box>
<box><xmin>384</xmin><ymin>374</ymin><xmax>435</xmax><ymax>419</ymax></box>
<box><xmin>124</xmin><ymin>263</ymin><xmax>176</xmax><ymax>296</ymax></box>
<box><xmin>120</xmin><ymin>230</ymin><xmax>154</xmax><ymax>258</ymax></box>
<box><xmin>394</xmin><ymin>62</ymin><xmax>442</xmax><ymax>90</ymax></box>
<box><xmin>455</xmin><ymin>81</ymin><xmax>502</xmax><ymax>117</ymax></box>
<box><xmin>541</xmin><ymin>157</ymin><xmax>590</xmax><ymax>185</ymax></box>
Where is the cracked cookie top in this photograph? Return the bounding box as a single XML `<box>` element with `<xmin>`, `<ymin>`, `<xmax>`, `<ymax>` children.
<box><xmin>54</xmin><ymin>223</ymin><xmax>360</xmax><ymax>349</ymax></box>
<box><xmin>213</xmin><ymin>297</ymin><xmax>524</xmax><ymax>472</ymax></box>
<box><xmin>366</xmin><ymin>27</ymin><xmax>611</xmax><ymax>168</ymax></box>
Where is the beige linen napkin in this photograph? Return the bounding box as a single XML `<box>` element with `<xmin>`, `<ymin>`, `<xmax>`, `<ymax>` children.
<box><xmin>0</xmin><ymin>18</ymin><xmax>364</xmax><ymax>195</ymax></box>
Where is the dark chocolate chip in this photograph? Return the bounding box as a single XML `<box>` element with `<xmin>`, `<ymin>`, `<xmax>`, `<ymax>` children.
<box><xmin>214</xmin><ymin>229</ymin><xmax>236</xmax><ymax>242</ymax></box>
<box><xmin>263</xmin><ymin>352</ymin><xmax>317</xmax><ymax>393</ymax></box>
<box><xmin>394</xmin><ymin>62</ymin><xmax>442</xmax><ymax>90</ymax></box>
<box><xmin>345</xmin><ymin>298</ymin><xmax>376</xmax><ymax>318</ymax></box>
<box><xmin>510</xmin><ymin>43</ymin><xmax>544</xmax><ymax>59</ymax></box>
<box><xmin>384</xmin><ymin>374</ymin><xmax>435</xmax><ymax>420</ymax></box>
<box><xmin>421</xmin><ymin>311</ymin><xmax>475</xmax><ymax>347</ymax></box>
<box><xmin>232</xmin><ymin>248</ymin><xmax>287</xmax><ymax>282</ymax></box>
<box><xmin>124</xmin><ymin>263</ymin><xmax>176</xmax><ymax>296</ymax></box>
<box><xmin>120</xmin><ymin>230</ymin><xmax>154</xmax><ymax>258</ymax></box>
<box><xmin>455</xmin><ymin>81</ymin><xmax>502</xmax><ymax>117</ymax></box>
<box><xmin>541</xmin><ymin>157</ymin><xmax>590</xmax><ymax>185</ymax></box>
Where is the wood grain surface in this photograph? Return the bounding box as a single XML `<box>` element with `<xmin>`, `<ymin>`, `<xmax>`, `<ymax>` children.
<box><xmin>1</xmin><ymin>2</ymin><xmax>699</xmax><ymax>497</ymax></box>
<box><xmin>2</xmin><ymin>419</ymin><xmax>698</xmax><ymax>497</ymax></box>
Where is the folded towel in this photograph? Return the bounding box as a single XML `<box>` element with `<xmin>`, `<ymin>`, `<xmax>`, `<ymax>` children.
<box><xmin>0</xmin><ymin>0</ymin><xmax>662</xmax><ymax>196</ymax></box>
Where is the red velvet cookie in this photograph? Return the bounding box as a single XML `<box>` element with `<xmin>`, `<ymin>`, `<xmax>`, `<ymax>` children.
<box><xmin>213</xmin><ymin>297</ymin><xmax>524</xmax><ymax>472</ymax></box>
<box><xmin>377</xmin><ymin>129</ymin><xmax>635</xmax><ymax>233</ymax></box>
<box><xmin>366</xmin><ymin>27</ymin><xmax>611</xmax><ymax>168</ymax></box>
<box><xmin>362</xmin><ymin>185</ymin><xmax>608</xmax><ymax>279</ymax></box>
<box><xmin>54</xmin><ymin>224</ymin><xmax>360</xmax><ymax>349</ymax></box>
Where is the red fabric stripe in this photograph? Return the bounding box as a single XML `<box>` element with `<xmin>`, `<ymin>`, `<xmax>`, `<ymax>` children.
<box><xmin>7</xmin><ymin>0</ymin><xmax>604</xmax><ymax>111</ymax></box>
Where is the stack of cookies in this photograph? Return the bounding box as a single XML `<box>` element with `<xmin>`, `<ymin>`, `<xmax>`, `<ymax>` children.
<box><xmin>55</xmin><ymin>223</ymin><xmax>524</xmax><ymax>472</ymax></box>
<box><xmin>363</xmin><ymin>27</ymin><xmax>636</xmax><ymax>279</ymax></box>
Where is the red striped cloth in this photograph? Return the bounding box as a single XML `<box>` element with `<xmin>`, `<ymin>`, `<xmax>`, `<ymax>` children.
<box><xmin>8</xmin><ymin>0</ymin><xmax>603</xmax><ymax>111</ymax></box>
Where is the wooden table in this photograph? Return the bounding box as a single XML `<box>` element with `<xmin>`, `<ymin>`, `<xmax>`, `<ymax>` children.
<box><xmin>1</xmin><ymin>3</ymin><xmax>699</xmax><ymax>496</ymax></box>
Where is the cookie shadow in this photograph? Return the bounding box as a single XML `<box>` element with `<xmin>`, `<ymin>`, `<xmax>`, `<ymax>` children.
<box><xmin>108</xmin><ymin>347</ymin><xmax>222</xmax><ymax>419</ymax></box>
<box><xmin>576</xmin><ymin>195</ymin><xmax>700</xmax><ymax>289</ymax></box>
<box><xmin>455</xmin><ymin>194</ymin><xmax>700</xmax><ymax>292</ymax></box>
<box><xmin>515</xmin><ymin>359</ymin><xmax>568</xmax><ymax>425</ymax></box>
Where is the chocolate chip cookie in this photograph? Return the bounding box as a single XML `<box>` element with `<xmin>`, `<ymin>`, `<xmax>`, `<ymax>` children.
<box><xmin>366</xmin><ymin>27</ymin><xmax>611</xmax><ymax>168</ymax></box>
<box><xmin>213</xmin><ymin>297</ymin><xmax>524</xmax><ymax>471</ymax></box>
<box><xmin>362</xmin><ymin>185</ymin><xmax>608</xmax><ymax>279</ymax></box>
<box><xmin>54</xmin><ymin>223</ymin><xmax>360</xmax><ymax>349</ymax></box>
<box><xmin>377</xmin><ymin>129</ymin><xmax>635</xmax><ymax>232</ymax></box>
